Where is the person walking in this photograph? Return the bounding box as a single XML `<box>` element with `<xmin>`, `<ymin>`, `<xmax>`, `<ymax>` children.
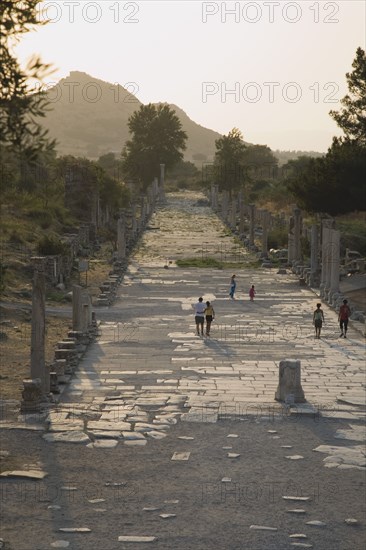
<box><xmin>249</xmin><ymin>285</ymin><xmax>256</xmax><ymax>301</ymax></box>
<box><xmin>229</xmin><ymin>274</ymin><xmax>236</xmax><ymax>299</ymax></box>
<box><xmin>194</xmin><ymin>297</ymin><xmax>205</xmax><ymax>336</ymax></box>
<box><xmin>313</xmin><ymin>303</ymin><xmax>324</xmax><ymax>339</ymax></box>
<box><xmin>338</xmin><ymin>299</ymin><xmax>351</xmax><ymax>338</ymax></box>
<box><xmin>204</xmin><ymin>301</ymin><xmax>215</xmax><ymax>337</ymax></box>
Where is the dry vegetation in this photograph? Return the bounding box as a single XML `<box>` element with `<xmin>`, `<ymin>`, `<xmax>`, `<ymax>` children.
<box><xmin>0</xmin><ymin>242</ymin><xmax>114</xmax><ymax>402</ymax></box>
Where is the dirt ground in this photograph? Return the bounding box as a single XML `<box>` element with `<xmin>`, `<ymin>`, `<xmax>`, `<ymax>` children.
<box><xmin>0</xmin><ymin>245</ymin><xmax>113</xmax><ymax>402</ymax></box>
<box><xmin>0</xmin><ymin>416</ymin><xmax>365</xmax><ymax>550</ymax></box>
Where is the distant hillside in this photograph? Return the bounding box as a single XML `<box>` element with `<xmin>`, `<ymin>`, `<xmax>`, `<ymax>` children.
<box><xmin>41</xmin><ymin>71</ymin><xmax>221</xmax><ymax>162</ymax></box>
<box><xmin>40</xmin><ymin>71</ymin><xmax>322</xmax><ymax>165</ymax></box>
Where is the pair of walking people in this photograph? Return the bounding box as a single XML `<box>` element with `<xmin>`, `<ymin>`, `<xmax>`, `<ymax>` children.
<box><xmin>313</xmin><ymin>299</ymin><xmax>351</xmax><ymax>339</ymax></box>
<box><xmin>194</xmin><ymin>297</ymin><xmax>215</xmax><ymax>337</ymax></box>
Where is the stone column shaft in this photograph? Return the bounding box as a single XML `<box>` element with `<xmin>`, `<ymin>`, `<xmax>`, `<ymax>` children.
<box><xmin>249</xmin><ymin>203</ymin><xmax>255</xmax><ymax>245</ymax></box>
<box><xmin>310</xmin><ymin>225</ymin><xmax>318</xmax><ymax>274</ymax></box>
<box><xmin>117</xmin><ymin>216</ymin><xmax>126</xmax><ymax>260</ymax></box>
<box><xmin>330</xmin><ymin>229</ymin><xmax>340</xmax><ymax>293</ymax></box>
<box><xmin>30</xmin><ymin>258</ymin><xmax>48</xmax><ymax>395</ymax></box>
<box><xmin>72</xmin><ymin>285</ymin><xmax>83</xmax><ymax>332</ymax></box>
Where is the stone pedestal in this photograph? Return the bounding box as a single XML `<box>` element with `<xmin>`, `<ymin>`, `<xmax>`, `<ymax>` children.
<box><xmin>20</xmin><ymin>378</ymin><xmax>43</xmax><ymax>413</ymax></box>
<box><xmin>55</xmin><ymin>349</ymin><xmax>78</xmax><ymax>374</ymax></box>
<box><xmin>53</xmin><ymin>359</ymin><xmax>67</xmax><ymax>383</ymax></box>
<box><xmin>49</xmin><ymin>370</ymin><xmax>60</xmax><ymax>394</ymax></box>
<box><xmin>275</xmin><ymin>360</ymin><xmax>305</xmax><ymax>403</ymax></box>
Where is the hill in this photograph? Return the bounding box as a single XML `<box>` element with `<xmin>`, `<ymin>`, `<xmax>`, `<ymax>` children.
<box><xmin>40</xmin><ymin>71</ymin><xmax>323</xmax><ymax>164</ymax></box>
<box><xmin>41</xmin><ymin>71</ymin><xmax>221</xmax><ymax>162</ymax></box>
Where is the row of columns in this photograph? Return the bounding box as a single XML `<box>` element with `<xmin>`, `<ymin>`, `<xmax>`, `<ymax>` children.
<box><xmin>210</xmin><ymin>187</ymin><xmax>343</xmax><ymax>306</ymax></box>
<box><xmin>21</xmin><ymin>258</ymin><xmax>96</xmax><ymax>412</ymax></box>
<box><xmin>21</xmin><ymin>168</ymin><xmax>166</xmax><ymax>412</ymax></box>
<box><xmin>116</xmin><ymin>178</ymin><xmax>160</xmax><ymax>263</ymax></box>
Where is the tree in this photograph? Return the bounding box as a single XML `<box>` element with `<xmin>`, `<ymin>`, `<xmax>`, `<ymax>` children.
<box><xmin>213</xmin><ymin>128</ymin><xmax>246</xmax><ymax>193</ymax></box>
<box><xmin>284</xmin><ymin>139</ymin><xmax>366</xmax><ymax>215</ymax></box>
<box><xmin>121</xmin><ymin>103</ymin><xmax>187</xmax><ymax>188</ymax></box>
<box><xmin>285</xmin><ymin>48</ymin><xmax>366</xmax><ymax>215</ymax></box>
<box><xmin>330</xmin><ymin>47</ymin><xmax>366</xmax><ymax>145</ymax></box>
<box><xmin>242</xmin><ymin>144</ymin><xmax>278</xmax><ymax>181</ymax></box>
<box><xmin>0</xmin><ymin>1</ymin><xmax>55</xmax><ymax>165</ymax></box>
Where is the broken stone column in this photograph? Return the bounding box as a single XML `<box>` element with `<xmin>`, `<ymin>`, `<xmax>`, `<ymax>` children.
<box><xmin>320</xmin><ymin>220</ymin><xmax>333</xmax><ymax>299</ymax></box>
<box><xmin>249</xmin><ymin>203</ymin><xmax>255</xmax><ymax>245</ymax></box>
<box><xmin>159</xmin><ymin>163</ymin><xmax>165</xmax><ymax>201</ymax></box>
<box><xmin>239</xmin><ymin>194</ymin><xmax>245</xmax><ymax>235</ymax></box>
<box><xmin>131</xmin><ymin>202</ymin><xmax>138</xmax><ymax>237</ymax></box>
<box><xmin>53</xmin><ymin>359</ymin><xmax>67</xmax><ymax>383</ymax></box>
<box><xmin>82</xmin><ymin>291</ymin><xmax>93</xmax><ymax>338</ymax></box>
<box><xmin>140</xmin><ymin>195</ymin><xmax>147</xmax><ymax>230</ymax></box>
<box><xmin>211</xmin><ymin>184</ymin><xmax>218</xmax><ymax>210</ymax></box>
<box><xmin>329</xmin><ymin>229</ymin><xmax>340</xmax><ymax>302</ymax></box>
<box><xmin>72</xmin><ymin>285</ymin><xmax>84</xmax><ymax>332</ymax></box>
<box><xmin>310</xmin><ymin>224</ymin><xmax>319</xmax><ymax>285</ymax></box>
<box><xmin>261</xmin><ymin>210</ymin><xmax>270</xmax><ymax>257</ymax></box>
<box><xmin>152</xmin><ymin>177</ymin><xmax>158</xmax><ymax>201</ymax></box>
<box><xmin>210</xmin><ymin>184</ymin><xmax>215</xmax><ymax>209</ymax></box>
<box><xmin>117</xmin><ymin>213</ymin><xmax>126</xmax><ymax>261</ymax></box>
<box><xmin>293</xmin><ymin>208</ymin><xmax>302</xmax><ymax>262</ymax></box>
<box><xmin>275</xmin><ymin>359</ymin><xmax>305</xmax><ymax>403</ymax></box>
<box><xmin>20</xmin><ymin>378</ymin><xmax>43</xmax><ymax>413</ymax></box>
<box><xmin>230</xmin><ymin>197</ymin><xmax>237</xmax><ymax>229</ymax></box>
<box><xmin>30</xmin><ymin>257</ymin><xmax>49</xmax><ymax>397</ymax></box>
<box><xmin>221</xmin><ymin>190</ymin><xmax>229</xmax><ymax>222</ymax></box>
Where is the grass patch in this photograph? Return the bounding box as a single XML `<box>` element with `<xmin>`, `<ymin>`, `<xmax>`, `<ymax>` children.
<box><xmin>176</xmin><ymin>257</ymin><xmax>260</xmax><ymax>269</ymax></box>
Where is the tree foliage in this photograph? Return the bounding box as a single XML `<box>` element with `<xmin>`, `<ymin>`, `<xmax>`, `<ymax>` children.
<box><xmin>213</xmin><ymin>128</ymin><xmax>246</xmax><ymax>193</ymax></box>
<box><xmin>0</xmin><ymin>1</ymin><xmax>55</xmax><ymax>164</ymax></box>
<box><xmin>285</xmin><ymin>139</ymin><xmax>365</xmax><ymax>215</ymax></box>
<box><xmin>121</xmin><ymin>103</ymin><xmax>187</xmax><ymax>189</ymax></box>
<box><xmin>213</xmin><ymin>129</ymin><xmax>279</xmax><ymax>200</ymax></box>
<box><xmin>286</xmin><ymin>48</ymin><xmax>366</xmax><ymax>215</ymax></box>
<box><xmin>329</xmin><ymin>47</ymin><xmax>366</xmax><ymax>145</ymax></box>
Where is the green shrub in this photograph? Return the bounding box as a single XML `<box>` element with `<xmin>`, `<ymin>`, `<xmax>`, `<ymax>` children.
<box><xmin>27</xmin><ymin>208</ymin><xmax>53</xmax><ymax>228</ymax></box>
<box><xmin>9</xmin><ymin>231</ymin><xmax>25</xmax><ymax>244</ymax></box>
<box><xmin>267</xmin><ymin>228</ymin><xmax>288</xmax><ymax>249</ymax></box>
<box><xmin>37</xmin><ymin>235</ymin><xmax>67</xmax><ymax>256</ymax></box>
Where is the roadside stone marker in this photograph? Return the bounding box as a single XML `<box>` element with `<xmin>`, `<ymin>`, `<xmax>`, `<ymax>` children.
<box><xmin>275</xmin><ymin>359</ymin><xmax>305</xmax><ymax>403</ymax></box>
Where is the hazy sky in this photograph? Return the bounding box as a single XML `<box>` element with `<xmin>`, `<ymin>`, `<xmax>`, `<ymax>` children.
<box><xmin>16</xmin><ymin>0</ymin><xmax>366</xmax><ymax>152</ymax></box>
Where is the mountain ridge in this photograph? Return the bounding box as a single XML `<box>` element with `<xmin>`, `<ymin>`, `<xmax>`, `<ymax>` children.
<box><xmin>41</xmin><ymin>71</ymin><xmax>221</xmax><ymax>161</ymax></box>
<box><xmin>40</xmin><ymin>71</ymin><xmax>323</xmax><ymax>164</ymax></box>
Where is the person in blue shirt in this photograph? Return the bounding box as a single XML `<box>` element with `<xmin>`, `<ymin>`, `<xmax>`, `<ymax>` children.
<box><xmin>229</xmin><ymin>274</ymin><xmax>236</xmax><ymax>299</ymax></box>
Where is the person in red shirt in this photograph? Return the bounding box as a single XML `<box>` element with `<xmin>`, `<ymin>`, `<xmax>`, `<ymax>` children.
<box><xmin>338</xmin><ymin>299</ymin><xmax>351</xmax><ymax>338</ymax></box>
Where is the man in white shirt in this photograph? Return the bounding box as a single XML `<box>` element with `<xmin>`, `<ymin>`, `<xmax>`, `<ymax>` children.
<box><xmin>194</xmin><ymin>297</ymin><xmax>205</xmax><ymax>336</ymax></box>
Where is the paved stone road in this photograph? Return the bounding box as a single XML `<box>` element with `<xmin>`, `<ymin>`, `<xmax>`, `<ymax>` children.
<box><xmin>1</xmin><ymin>192</ymin><xmax>365</xmax><ymax>549</ymax></box>
<box><xmin>62</xmin><ymin>192</ymin><xmax>365</xmax><ymax>431</ymax></box>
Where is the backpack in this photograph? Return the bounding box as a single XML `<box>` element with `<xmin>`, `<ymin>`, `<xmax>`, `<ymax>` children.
<box><xmin>314</xmin><ymin>310</ymin><xmax>322</xmax><ymax>321</ymax></box>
